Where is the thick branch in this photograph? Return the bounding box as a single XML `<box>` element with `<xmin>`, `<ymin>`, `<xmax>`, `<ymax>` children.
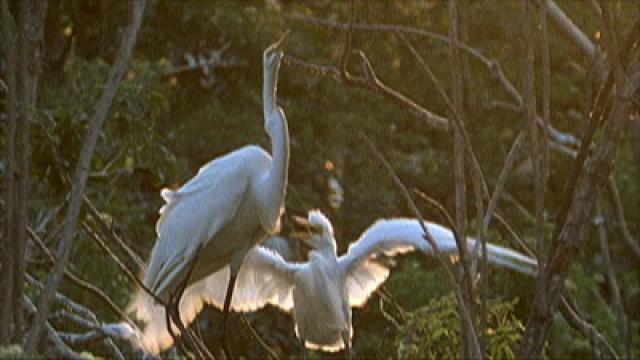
<box><xmin>10</xmin><ymin>0</ymin><xmax>49</xmax><ymax>341</ymax></box>
<box><xmin>537</xmin><ymin>0</ymin><xmax>597</xmax><ymax>59</ymax></box>
<box><xmin>518</xmin><ymin>60</ymin><xmax>640</xmax><ymax>358</ymax></box>
<box><xmin>0</xmin><ymin>0</ymin><xmax>18</xmax><ymax>344</ymax></box>
<box><xmin>539</xmin><ymin>0</ymin><xmax>551</xmax><ymax>272</ymax></box>
<box><xmin>25</xmin><ymin>0</ymin><xmax>147</xmax><ymax>352</ymax></box>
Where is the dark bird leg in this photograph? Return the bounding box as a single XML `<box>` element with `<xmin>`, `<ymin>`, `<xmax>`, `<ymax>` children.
<box><xmin>341</xmin><ymin>331</ymin><xmax>352</xmax><ymax>360</ymax></box>
<box><xmin>299</xmin><ymin>337</ymin><xmax>306</xmax><ymax>360</ymax></box>
<box><xmin>166</xmin><ymin>246</ymin><xmax>214</xmax><ymax>359</ymax></box>
<box><xmin>219</xmin><ymin>274</ymin><xmax>237</xmax><ymax>359</ymax></box>
<box><xmin>165</xmin><ymin>290</ymin><xmax>193</xmax><ymax>358</ymax></box>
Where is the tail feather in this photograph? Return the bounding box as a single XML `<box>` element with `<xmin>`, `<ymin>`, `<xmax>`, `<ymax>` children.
<box><xmin>468</xmin><ymin>240</ymin><xmax>537</xmax><ymax>275</ymax></box>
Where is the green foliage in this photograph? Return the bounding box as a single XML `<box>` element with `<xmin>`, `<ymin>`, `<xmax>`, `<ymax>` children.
<box><xmin>0</xmin><ymin>345</ymin><xmax>32</xmax><ymax>360</ymax></box>
<box><xmin>396</xmin><ymin>294</ymin><xmax>523</xmax><ymax>359</ymax></box>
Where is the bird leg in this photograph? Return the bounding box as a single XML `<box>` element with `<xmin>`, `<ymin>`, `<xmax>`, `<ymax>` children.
<box><xmin>218</xmin><ymin>274</ymin><xmax>238</xmax><ymax>359</ymax></box>
<box><xmin>341</xmin><ymin>331</ymin><xmax>352</xmax><ymax>360</ymax></box>
<box><xmin>299</xmin><ymin>338</ymin><xmax>306</xmax><ymax>360</ymax></box>
<box><xmin>165</xmin><ymin>292</ymin><xmax>196</xmax><ymax>358</ymax></box>
<box><xmin>166</xmin><ymin>247</ymin><xmax>215</xmax><ymax>359</ymax></box>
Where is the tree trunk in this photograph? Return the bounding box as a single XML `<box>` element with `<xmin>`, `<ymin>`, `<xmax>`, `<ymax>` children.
<box><xmin>24</xmin><ymin>0</ymin><xmax>147</xmax><ymax>353</ymax></box>
<box><xmin>0</xmin><ymin>0</ymin><xmax>18</xmax><ymax>345</ymax></box>
<box><xmin>518</xmin><ymin>64</ymin><xmax>640</xmax><ymax>358</ymax></box>
<box><xmin>14</xmin><ymin>0</ymin><xmax>48</xmax><ymax>339</ymax></box>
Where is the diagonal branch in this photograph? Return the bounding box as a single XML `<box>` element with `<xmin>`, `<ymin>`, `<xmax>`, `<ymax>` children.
<box><xmin>288</xmin><ymin>13</ymin><xmax>580</xmax><ymax>149</ymax></box>
<box><xmin>518</xmin><ymin>54</ymin><xmax>640</xmax><ymax>360</ymax></box>
<box><xmin>604</xmin><ymin>177</ymin><xmax>640</xmax><ymax>266</ymax></box>
<box><xmin>25</xmin><ymin>0</ymin><xmax>147</xmax><ymax>352</ymax></box>
<box><xmin>27</xmin><ymin>225</ymin><xmax>131</xmax><ymax>323</ymax></box>
<box><xmin>361</xmin><ymin>133</ymin><xmax>482</xmax><ymax>355</ymax></box>
<box><xmin>534</xmin><ymin>0</ymin><xmax>597</xmax><ymax>59</ymax></box>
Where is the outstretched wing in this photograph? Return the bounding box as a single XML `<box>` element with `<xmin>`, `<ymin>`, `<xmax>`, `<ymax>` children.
<box><xmin>337</xmin><ymin>219</ymin><xmax>430</xmax><ymax>307</ymax></box>
<box><xmin>143</xmin><ymin>146</ymin><xmax>271</xmax><ymax>299</ymax></box>
<box><xmin>200</xmin><ymin>246</ymin><xmax>302</xmax><ymax>312</ymax></box>
<box><xmin>129</xmin><ymin>246</ymin><xmax>301</xmax><ymax>355</ymax></box>
<box><xmin>338</xmin><ymin>219</ymin><xmax>537</xmax><ymax>307</ymax></box>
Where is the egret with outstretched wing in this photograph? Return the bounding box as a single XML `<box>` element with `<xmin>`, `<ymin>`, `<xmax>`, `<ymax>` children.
<box><xmin>130</xmin><ymin>210</ymin><xmax>536</xmax><ymax>355</ymax></box>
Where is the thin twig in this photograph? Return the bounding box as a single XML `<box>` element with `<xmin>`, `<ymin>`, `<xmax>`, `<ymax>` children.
<box><xmin>240</xmin><ymin>315</ymin><xmax>280</xmax><ymax>360</ymax></box>
<box><xmin>539</xmin><ymin>0</ymin><xmax>552</xmax><ymax>275</ymax></box>
<box><xmin>605</xmin><ymin>177</ymin><xmax>640</xmax><ymax>266</ymax></box>
<box><xmin>83</xmin><ymin>195</ymin><xmax>146</xmax><ymax>272</ymax></box>
<box><xmin>80</xmin><ymin>221</ymin><xmax>164</xmax><ymax>307</ymax></box>
<box><xmin>595</xmin><ymin>199</ymin><xmax>631</xmax><ymax>359</ymax></box>
<box><xmin>288</xmin><ymin>14</ymin><xmax>580</xmax><ymax>149</ymax></box>
<box><xmin>361</xmin><ymin>133</ymin><xmax>481</xmax><ymax>354</ymax></box>
<box><xmin>22</xmin><ymin>296</ymin><xmax>84</xmax><ymax>360</ymax></box>
<box><xmin>27</xmin><ymin>225</ymin><xmax>132</xmax><ymax>324</ymax></box>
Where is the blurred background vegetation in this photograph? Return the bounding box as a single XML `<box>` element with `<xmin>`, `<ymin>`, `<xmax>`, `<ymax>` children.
<box><xmin>2</xmin><ymin>0</ymin><xmax>639</xmax><ymax>358</ymax></box>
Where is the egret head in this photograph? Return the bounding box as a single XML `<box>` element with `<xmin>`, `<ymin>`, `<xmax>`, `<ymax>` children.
<box><xmin>293</xmin><ymin>210</ymin><xmax>337</xmax><ymax>254</ymax></box>
<box><xmin>263</xmin><ymin>31</ymin><xmax>289</xmax><ymax>136</ymax></box>
<box><xmin>263</xmin><ymin>31</ymin><xmax>288</xmax><ymax>75</ymax></box>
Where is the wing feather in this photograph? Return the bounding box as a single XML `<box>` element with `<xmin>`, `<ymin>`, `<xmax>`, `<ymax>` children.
<box><xmin>144</xmin><ymin>146</ymin><xmax>270</xmax><ymax>298</ymax></box>
<box><xmin>129</xmin><ymin>246</ymin><xmax>301</xmax><ymax>354</ymax></box>
<box><xmin>338</xmin><ymin>219</ymin><xmax>537</xmax><ymax>307</ymax></box>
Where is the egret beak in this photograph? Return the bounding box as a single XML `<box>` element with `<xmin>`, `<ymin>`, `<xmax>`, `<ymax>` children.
<box><xmin>271</xmin><ymin>30</ymin><xmax>290</xmax><ymax>51</ymax></box>
<box><xmin>291</xmin><ymin>214</ymin><xmax>318</xmax><ymax>248</ymax></box>
<box><xmin>265</xmin><ymin>30</ymin><xmax>290</xmax><ymax>56</ymax></box>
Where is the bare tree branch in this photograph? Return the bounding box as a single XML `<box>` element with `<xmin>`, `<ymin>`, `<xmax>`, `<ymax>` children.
<box><xmin>595</xmin><ymin>200</ymin><xmax>630</xmax><ymax>359</ymax></box>
<box><xmin>630</xmin><ymin>116</ymin><xmax>640</xmax><ymax>171</ymax></box>
<box><xmin>539</xmin><ymin>0</ymin><xmax>552</xmax><ymax>273</ymax></box>
<box><xmin>22</xmin><ymin>296</ymin><xmax>84</xmax><ymax>360</ymax></box>
<box><xmin>83</xmin><ymin>195</ymin><xmax>146</xmax><ymax>272</ymax></box>
<box><xmin>447</xmin><ymin>1</ymin><xmax>483</xmax><ymax>357</ymax></box>
<box><xmin>25</xmin><ymin>0</ymin><xmax>147</xmax><ymax>352</ymax></box>
<box><xmin>361</xmin><ymin>133</ymin><xmax>482</xmax><ymax>356</ymax></box>
<box><xmin>240</xmin><ymin>315</ymin><xmax>280</xmax><ymax>360</ymax></box>
<box><xmin>25</xmin><ymin>274</ymin><xmax>138</xmax><ymax>359</ymax></box>
<box><xmin>535</xmin><ymin>0</ymin><xmax>597</xmax><ymax>59</ymax></box>
<box><xmin>287</xmin><ymin>13</ymin><xmax>580</xmax><ymax>149</ymax></box>
<box><xmin>558</xmin><ymin>296</ymin><xmax>619</xmax><ymax>359</ymax></box>
<box><xmin>518</xmin><ymin>56</ymin><xmax>640</xmax><ymax>360</ymax></box>
<box><xmin>604</xmin><ymin>177</ymin><xmax>640</xmax><ymax>266</ymax></box>
<box><xmin>0</xmin><ymin>0</ymin><xmax>18</xmax><ymax>344</ymax></box>
<box><xmin>27</xmin><ymin>225</ymin><xmax>132</xmax><ymax>323</ymax></box>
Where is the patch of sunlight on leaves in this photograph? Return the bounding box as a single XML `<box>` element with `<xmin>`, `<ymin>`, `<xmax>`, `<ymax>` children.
<box><xmin>396</xmin><ymin>294</ymin><xmax>523</xmax><ymax>359</ymax></box>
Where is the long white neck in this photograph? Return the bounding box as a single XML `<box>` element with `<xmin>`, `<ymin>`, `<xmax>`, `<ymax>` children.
<box><xmin>264</xmin><ymin>64</ymin><xmax>278</xmax><ymax>117</ymax></box>
<box><xmin>265</xmin><ymin>110</ymin><xmax>289</xmax><ymax>198</ymax></box>
<box><xmin>318</xmin><ymin>235</ymin><xmax>338</xmax><ymax>259</ymax></box>
<box><xmin>259</xmin><ymin>62</ymin><xmax>289</xmax><ymax>230</ymax></box>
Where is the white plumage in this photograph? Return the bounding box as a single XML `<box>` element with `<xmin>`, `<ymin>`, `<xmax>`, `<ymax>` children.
<box><xmin>130</xmin><ymin>210</ymin><xmax>537</xmax><ymax>354</ymax></box>
<box><xmin>128</xmin><ymin>35</ymin><xmax>290</xmax><ymax>355</ymax></box>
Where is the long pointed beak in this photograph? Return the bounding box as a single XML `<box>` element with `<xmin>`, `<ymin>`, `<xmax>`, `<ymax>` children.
<box><xmin>272</xmin><ymin>30</ymin><xmax>290</xmax><ymax>50</ymax></box>
<box><xmin>291</xmin><ymin>215</ymin><xmax>314</xmax><ymax>247</ymax></box>
<box><xmin>266</xmin><ymin>30</ymin><xmax>290</xmax><ymax>54</ymax></box>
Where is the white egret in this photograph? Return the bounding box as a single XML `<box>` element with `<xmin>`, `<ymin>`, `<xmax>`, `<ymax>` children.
<box><xmin>130</xmin><ymin>210</ymin><xmax>536</xmax><ymax>356</ymax></box>
<box><xmin>128</xmin><ymin>33</ymin><xmax>290</xmax><ymax>355</ymax></box>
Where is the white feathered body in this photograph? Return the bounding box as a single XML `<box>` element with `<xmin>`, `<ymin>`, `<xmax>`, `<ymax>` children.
<box><xmin>129</xmin><ymin>211</ymin><xmax>536</xmax><ymax>354</ymax></box>
<box><xmin>144</xmin><ymin>145</ymin><xmax>282</xmax><ymax>302</ymax></box>
<box><xmin>293</xmin><ymin>250</ymin><xmax>351</xmax><ymax>351</ymax></box>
